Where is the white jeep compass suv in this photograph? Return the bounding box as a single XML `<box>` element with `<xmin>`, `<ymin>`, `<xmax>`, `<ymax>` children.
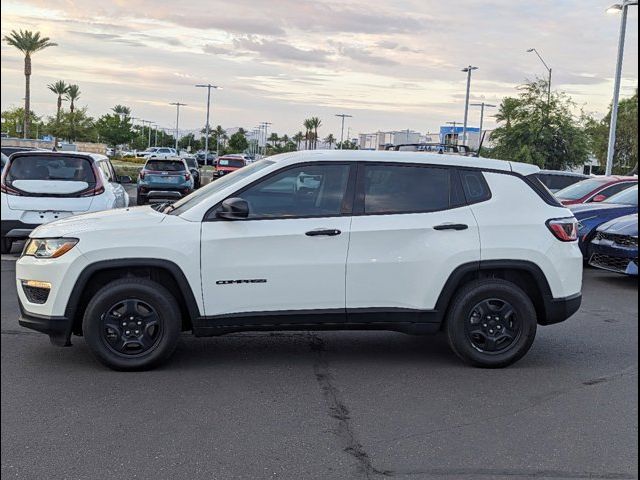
<box><xmin>16</xmin><ymin>151</ymin><xmax>583</xmax><ymax>370</ymax></box>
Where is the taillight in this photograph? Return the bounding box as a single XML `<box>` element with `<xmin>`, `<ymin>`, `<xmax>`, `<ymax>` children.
<box><xmin>546</xmin><ymin>218</ymin><xmax>578</xmax><ymax>242</ymax></box>
<box><xmin>0</xmin><ymin>164</ymin><xmax>21</xmax><ymax>196</ymax></box>
<box><xmin>185</xmin><ymin>172</ymin><xmax>190</xmax><ymax>181</ymax></box>
<box><xmin>78</xmin><ymin>161</ymin><xmax>106</xmax><ymax>197</ymax></box>
<box><xmin>139</xmin><ymin>170</ymin><xmax>145</xmax><ymax>180</ymax></box>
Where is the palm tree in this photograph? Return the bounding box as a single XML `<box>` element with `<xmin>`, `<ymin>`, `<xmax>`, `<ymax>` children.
<box><xmin>309</xmin><ymin>117</ymin><xmax>322</xmax><ymax>149</ymax></box>
<box><xmin>112</xmin><ymin>105</ymin><xmax>131</xmax><ymax>118</ymax></box>
<box><xmin>268</xmin><ymin>132</ymin><xmax>280</xmax><ymax>147</ymax></box>
<box><xmin>47</xmin><ymin>80</ymin><xmax>68</xmax><ymax>121</ymax></box>
<box><xmin>303</xmin><ymin>118</ymin><xmax>314</xmax><ymax>150</ymax></box>
<box><xmin>3</xmin><ymin>30</ymin><xmax>57</xmax><ymax>138</ymax></box>
<box><xmin>324</xmin><ymin>133</ymin><xmax>336</xmax><ymax>149</ymax></box>
<box><xmin>293</xmin><ymin>131</ymin><xmax>304</xmax><ymax>150</ymax></box>
<box><xmin>65</xmin><ymin>84</ymin><xmax>81</xmax><ymax>113</ymax></box>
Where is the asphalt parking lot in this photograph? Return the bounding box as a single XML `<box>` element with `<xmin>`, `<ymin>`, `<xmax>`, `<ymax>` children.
<box><xmin>1</xmin><ymin>250</ymin><xmax>637</xmax><ymax>480</ymax></box>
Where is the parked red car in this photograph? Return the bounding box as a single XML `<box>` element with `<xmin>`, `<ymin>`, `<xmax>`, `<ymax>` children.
<box><xmin>214</xmin><ymin>155</ymin><xmax>247</xmax><ymax>177</ymax></box>
<box><xmin>554</xmin><ymin>176</ymin><xmax>637</xmax><ymax>205</ymax></box>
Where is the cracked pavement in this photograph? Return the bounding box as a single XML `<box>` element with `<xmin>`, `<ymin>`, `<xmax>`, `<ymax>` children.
<box><xmin>1</xmin><ymin>258</ymin><xmax>637</xmax><ymax>480</ymax></box>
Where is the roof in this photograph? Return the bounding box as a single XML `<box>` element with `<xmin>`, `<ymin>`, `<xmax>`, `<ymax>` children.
<box><xmin>8</xmin><ymin>150</ymin><xmax>108</xmax><ymax>162</ymax></box>
<box><xmin>267</xmin><ymin>150</ymin><xmax>539</xmax><ymax>176</ymax></box>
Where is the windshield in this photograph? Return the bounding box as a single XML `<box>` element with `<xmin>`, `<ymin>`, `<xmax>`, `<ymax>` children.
<box><xmin>143</xmin><ymin>148</ymin><xmax>159</xmax><ymax>153</ymax></box>
<box><xmin>166</xmin><ymin>160</ymin><xmax>275</xmax><ymax>215</ymax></box>
<box><xmin>145</xmin><ymin>160</ymin><xmax>185</xmax><ymax>172</ymax></box>
<box><xmin>604</xmin><ymin>186</ymin><xmax>638</xmax><ymax>205</ymax></box>
<box><xmin>555</xmin><ymin>178</ymin><xmax>607</xmax><ymax>200</ymax></box>
<box><xmin>218</xmin><ymin>158</ymin><xmax>245</xmax><ymax>168</ymax></box>
<box><xmin>185</xmin><ymin>159</ymin><xmax>198</xmax><ymax>169</ymax></box>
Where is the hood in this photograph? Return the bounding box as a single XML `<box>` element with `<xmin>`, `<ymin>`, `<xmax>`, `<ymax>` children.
<box><xmin>30</xmin><ymin>206</ymin><xmax>166</xmax><ymax>238</ymax></box>
<box><xmin>569</xmin><ymin>202</ymin><xmax>638</xmax><ymax>217</ymax></box>
<box><xmin>598</xmin><ymin>214</ymin><xmax>638</xmax><ymax>237</ymax></box>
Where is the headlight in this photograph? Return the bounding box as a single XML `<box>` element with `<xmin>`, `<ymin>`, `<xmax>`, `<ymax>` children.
<box><xmin>23</xmin><ymin>238</ymin><xmax>79</xmax><ymax>258</ymax></box>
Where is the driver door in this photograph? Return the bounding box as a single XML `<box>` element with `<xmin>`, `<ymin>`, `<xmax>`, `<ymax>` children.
<box><xmin>200</xmin><ymin>162</ymin><xmax>355</xmax><ymax>321</ymax></box>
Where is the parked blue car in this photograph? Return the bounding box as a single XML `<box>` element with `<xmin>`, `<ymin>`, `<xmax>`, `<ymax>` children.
<box><xmin>588</xmin><ymin>213</ymin><xmax>638</xmax><ymax>276</ymax></box>
<box><xmin>136</xmin><ymin>158</ymin><xmax>194</xmax><ymax>205</ymax></box>
<box><xmin>570</xmin><ymin>185</ymin><xmax>638</xmax><ymax>258</ymax></box>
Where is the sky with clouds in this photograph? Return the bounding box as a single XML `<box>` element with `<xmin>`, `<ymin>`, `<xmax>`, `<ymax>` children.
<box><xmin>1</xmin><ymin>0</ymin><xmax>638</xmax><ymax>139</ymax></box>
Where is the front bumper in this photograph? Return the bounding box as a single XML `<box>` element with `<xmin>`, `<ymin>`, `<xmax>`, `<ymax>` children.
<box><xmin>588</xmin><ymin>240</ymin><xmax>638</xmax><ymax>276</ymax></box>
<box><xmin>18</xmin><ymin>300</ymin><xmax>72</xmax><ymax>346</ymax></box>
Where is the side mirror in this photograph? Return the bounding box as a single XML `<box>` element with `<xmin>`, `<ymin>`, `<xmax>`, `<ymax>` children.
<box><xmin>118</xmin><ymin>175</ymin><xmax>132</xmax><ymax>184</ymax></box>
<box><xmin>592</xmin><ymin>194</ymin><xmax>607</xmax><ymax>202</ymax></box>
<box><xmin>217</xmin><ymin>197</ymin><xmax>249</xmax><ymax>220</ymax></box>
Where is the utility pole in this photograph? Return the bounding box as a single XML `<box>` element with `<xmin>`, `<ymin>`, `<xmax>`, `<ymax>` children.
<box><xmin>461</xmin><ymin>66</ymin><xmax>478</xmax><ymax>146</ymax></box>
<box><xmin>335</xmin><ymin>114</ymin><xmax>353</xmax><ymax>149</ymax></box>
<box><xmin>195</xmin><ymin>84</ymin><xmax>220</xmax><ymax>166</ymax></box>
<box><xmin>169</xmin><ymin>102</ymin><xmax>187</xmax><ymax>152</ymax></box>
<box><xmin>470</xmin><ymin>103</ymin><xmax>496</xmax><ymax>151</ymax></box>
<box><xmin>153</xmin><ymin>124</ymin><xmax>158</xmax><ymax>147</ymax></box>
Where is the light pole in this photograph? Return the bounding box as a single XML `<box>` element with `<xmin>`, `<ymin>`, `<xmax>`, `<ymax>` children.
<box><xmin>152</xmin><ymin>123</ymin><xmax>158</xmax><ymax>147</ymax></box>
<box><xmin>605</xmin><ymin>0</ymin><xmax>638</xmax><ymax>175</ymax></box>
<box><xmin>470</xmin><ymin>102</ymin><xmax>496</xmax><ymax>150</ymax></box>
<box><xmin>335</xmin><ymin>114</ymin><xmax>352</xmax><ymax>149</ymax></box>
<box><xmin>526</xmin><ymin>48</ymin><xmax>552</xmax><ymax>105</ymax></box>
<box><xmin>461</xmin><ymin>66</ymin><xmax>478</xmax><ymax>146</ymax></box>
<box><xmin>169</xmin><ymin>102</ymin><xmax>187</xmax><ymax>152</ymax></box>
<box><xmin>195</xmin><ymin>84</ymin><xmax>220</xmax><ymax>166</ymax></box>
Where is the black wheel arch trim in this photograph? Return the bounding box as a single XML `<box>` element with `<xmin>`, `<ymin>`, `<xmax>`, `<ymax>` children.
<box><xmin>64</xmin><ymin>258</ymin><xmax>201</xmax><ymax>330</ymax></box>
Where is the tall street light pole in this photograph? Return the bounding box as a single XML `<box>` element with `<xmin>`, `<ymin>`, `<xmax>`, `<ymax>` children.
<box><xmin>470</xmin><ymin>102</ymin><xmax>496</xmax><ymax>150</ymax></box>
<box><xmin>605</xmin><ymin>0</ymin><xmax>638</xmax><ymax>175</ymax></box>
<box><xmin>170</xmin><ymin>102</ymin><xmax>187</xmax><ymax>152</ymax></box>
<box><xmin>195</xmin><ymin>84</ymin><xmax>220</xmax><ymax>166</ymax></box>
<box><xmin>335</xmin><ymin>114</ymin><xmax>352</xmax><ymax>149</ymax></box>
<box><xmin>527</xmin><ymin>48</ymin><xmax>552</xmax><ymax>105</ymax></box>
<box><xmin>461</xmin><ymin>66</ymin><xmax>478</xmax><ymax>146</ymax></box>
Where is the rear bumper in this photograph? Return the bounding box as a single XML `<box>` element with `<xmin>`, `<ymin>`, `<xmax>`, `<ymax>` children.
<box><xmin>540</xmin><ymin>292</ymin><xmax>582</xmax><ymax>325</ymax></box>
<box><xmin>1</xmin><ymin>220</ymin><xmax>41</xmax><ymax>239</ymax></box>
<box><xmin>18</xmin><ymin>299</ymin><xmax>72</xmax><ymax>346</ymax></box>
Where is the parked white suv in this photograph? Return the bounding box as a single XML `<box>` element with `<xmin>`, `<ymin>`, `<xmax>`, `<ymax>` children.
<box><xmin>136</xmin><ymin>147</ymin><xmax>178</xmax><ymax>160</ymax></box>
<box><xmin>16</xmin><ymin>151</ymin><xmax>583</xmax><ymax>370</ymax></box>
<box><xmin>1</xmin><ymin>151</ymin><xmax>130</xmax><ymax>253</ymax></box>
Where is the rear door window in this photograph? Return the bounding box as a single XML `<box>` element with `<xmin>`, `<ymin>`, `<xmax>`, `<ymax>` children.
<box><xmin>361</xmin><ymin>164</ymin><xmax>460</xmax><ymax>214</ymax></box>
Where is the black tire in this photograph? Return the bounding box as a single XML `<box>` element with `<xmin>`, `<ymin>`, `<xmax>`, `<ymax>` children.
<box><xmin>83</xmin><ymin>278</ymin><xmax>181</xmax><ymax>371</ymax></box>
<box><xmin>1</xmin><ymin>236</ymin><xmax>12</xmax><ymax>254</ymax></box>
<box><xmin>445</xmin><ymin>278</ymin><xmax>537</xmax><ymax>368</ymax></box>
<box><xmin>136</xmin><ymin>194</ymin><xmax>147</xmax><ymax>206</ymax></box>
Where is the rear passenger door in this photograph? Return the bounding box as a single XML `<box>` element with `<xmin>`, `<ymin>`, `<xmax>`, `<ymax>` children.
<box><xmin>345</xmin><ymin>163</ymin><xmax>481</xmax><ymax>315</ymax></box>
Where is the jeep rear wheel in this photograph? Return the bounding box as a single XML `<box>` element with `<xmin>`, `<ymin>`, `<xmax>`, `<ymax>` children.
<box><xmin>445</xmin><ymin>279</ymin><xmax>537</xmax><ymax>368</ymax></box>
<box><xmin>83</xmin><ymin>278</ymin><xmax>181</xmax><ymax>371</ymax></box>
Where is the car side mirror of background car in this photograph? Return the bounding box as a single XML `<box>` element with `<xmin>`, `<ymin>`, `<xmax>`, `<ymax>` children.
<box><xmin>217</xmin><ymin>197</ymin><xmax>249</xmax><ymax>220</ymax></box>
<box><xmin>118</xmin><ymin>175</ymin><xmax>132</xmax><ymax>184</ymax></box>
<box><xmin>592</xmin><ymin>194</ymin><xmax>607</xmax><ymax>202</ymax></box>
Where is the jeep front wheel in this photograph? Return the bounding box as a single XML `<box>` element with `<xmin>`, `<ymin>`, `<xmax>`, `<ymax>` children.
<box><xmin>83</xmin><ymin>278</ymin><xmax>181</xmax><ymax>371</ymax></box>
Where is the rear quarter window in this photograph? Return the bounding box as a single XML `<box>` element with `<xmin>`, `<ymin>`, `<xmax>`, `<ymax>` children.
<box><xmin>459</xmin><ymin>169</ymin><xmax>491</xmax><ymax>204</ymax></box>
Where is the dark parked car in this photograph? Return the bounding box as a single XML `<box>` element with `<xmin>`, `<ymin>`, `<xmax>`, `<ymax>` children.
<box><xmin>555</xmin><ymin>176</ymin><xmax>636</xmax><ymax>205</ymax></box>
<box><xmin>589</xmin><ymin>214</ymin><xmax>638</xmax><ymax>276</ymax></box>
<box><xmin>535</xmin><ymin>170</ymin><xmax>590</xmax><ymax>193</ymax></box>
<box><xmin>196</xmin><ymin>151</ymin><xmax>216</xmax><ymax>166</ymax></box>
<box><xmin>137</xmin><ymin>158</ymin><xmax>194</xmax><ymax>205</ymax></box>
<box><xmin>570</xmin><ymin>185</ymin><xmax>638</xmax><ymax>258</ymax></box>
<box><xmin>184</xmin><ymin>157</ymin><xmax>201</xmax><ymax>189</ymax></box>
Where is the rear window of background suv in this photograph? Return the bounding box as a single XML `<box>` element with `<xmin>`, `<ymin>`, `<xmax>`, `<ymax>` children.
<box><xmin>6</xmin><ymin>155</ymin><xmax>96</xmax><ymax>184</ymax></box>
